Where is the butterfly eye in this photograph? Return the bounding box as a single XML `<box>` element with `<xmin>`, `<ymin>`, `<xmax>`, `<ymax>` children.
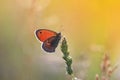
<box><xmin>39</xmin><ymin>31</ymin><xmax>42</xmax><ymax>34</ymax></box>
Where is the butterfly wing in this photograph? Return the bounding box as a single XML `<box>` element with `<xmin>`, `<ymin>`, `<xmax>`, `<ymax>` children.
<box><xmin>42</xmin><ymin>33</ymin><xmax>61</xmax><ymax>53</ymax></box>
<box><xmin>35</xmin><ymin>29</ymin><xmax>57</xmax><ymax>42</ymax></box>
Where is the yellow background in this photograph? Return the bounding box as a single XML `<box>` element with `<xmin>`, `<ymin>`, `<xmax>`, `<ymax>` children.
<box><xmin>0</xmin><ymin>0</ymin><xmax>120</xmax><ymax>80</ymax></box>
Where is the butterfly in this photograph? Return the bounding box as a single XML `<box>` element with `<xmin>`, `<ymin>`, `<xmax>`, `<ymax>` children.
<box><xmin>35</xmin><ymin>29</ymin><xmax>61</xmax><ymax>53</ymax></box>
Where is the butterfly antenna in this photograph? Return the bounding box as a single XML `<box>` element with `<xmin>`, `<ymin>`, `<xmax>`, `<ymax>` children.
<box><xmin>59</xmin><ymin>25</ymin><xmax>64</xmax><ymax>33</ymax></box>
<box><xmin>58</xmin><ymin>25</ymin><xmax>66</xmax><ymax>44</ymax></box>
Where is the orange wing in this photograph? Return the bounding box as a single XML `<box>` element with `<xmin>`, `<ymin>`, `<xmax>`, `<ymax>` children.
<box><xmin>35</xmin><ymin>29</ymin><xmax>57</xmax><ymax>42</ymax></box>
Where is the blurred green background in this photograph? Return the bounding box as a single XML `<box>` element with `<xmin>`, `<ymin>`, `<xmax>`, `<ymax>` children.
<box><xmin>0</xmin><ymin>0</ymin><xmax>120</xmax><ymax>80</ymax></box>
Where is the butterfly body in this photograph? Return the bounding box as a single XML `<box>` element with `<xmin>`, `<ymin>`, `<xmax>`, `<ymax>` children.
<box><xmin>35</xmin><ymin>29</ymin><xmax>61</xmax><ymax>53</ymax></box>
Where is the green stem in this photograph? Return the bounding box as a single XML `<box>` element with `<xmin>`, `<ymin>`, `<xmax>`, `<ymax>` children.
<box><xmin>61</xmin><ymin>38</ymin><xmax>73</xmax><ymax>75</ymax></box>
<box><xmin>61</xmin><ymin>38</ymin><xmax>80</xmax><ymax>80</ymax></box>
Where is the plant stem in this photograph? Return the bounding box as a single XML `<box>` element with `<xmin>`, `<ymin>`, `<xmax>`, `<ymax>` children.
<box><xmin>61</xmin><ymin>38</ymin><xmax>73</xmax><ymax>75</ymax></box>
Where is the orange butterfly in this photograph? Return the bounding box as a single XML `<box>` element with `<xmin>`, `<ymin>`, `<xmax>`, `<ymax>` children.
<box><xmin>35</xmin><ymin>29</ymin><xmax>61</xmax><ymax>53</ymax></box>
